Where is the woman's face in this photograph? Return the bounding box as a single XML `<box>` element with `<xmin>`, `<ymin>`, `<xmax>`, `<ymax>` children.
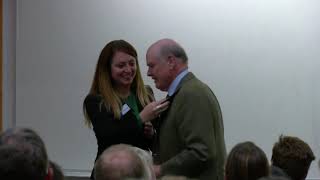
<box><xmin>111</xmin><ymin>51</ymin><xmax>137</xmax><ymax>89</ymax></box>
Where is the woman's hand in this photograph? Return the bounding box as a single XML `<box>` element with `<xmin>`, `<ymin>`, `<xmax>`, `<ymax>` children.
<box><xmin>140</xmin><ymin>98</ymin><xmax>169</xmax><ymax>122</ymax></box>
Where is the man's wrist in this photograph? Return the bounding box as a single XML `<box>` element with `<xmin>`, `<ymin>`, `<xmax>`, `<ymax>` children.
<box><xmin>153</xmin><ymin>165</ymin><xmax>162</xmax><ymax>177</ymax></box>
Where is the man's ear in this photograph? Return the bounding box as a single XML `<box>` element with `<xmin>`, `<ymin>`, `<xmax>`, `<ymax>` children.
<box><xmin>167</xmin><ymin>55</ymin><xmax>175</xmax><ymax>70</ymax></box>
<box><xmin>45</xmin><ymin>167</ymin><xmax>54</xmax><ymax>180</ymax></box>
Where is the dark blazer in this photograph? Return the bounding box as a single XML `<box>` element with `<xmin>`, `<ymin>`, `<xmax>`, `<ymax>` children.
<box><xmin>156</xmin><ymin>72</ymin><xmax>226</xmax><ymax>180</ymax></box>
<box><xmin>84</xmin><ymin>94</ymin><xmax>152</xmax><ymax>179</ymax></box>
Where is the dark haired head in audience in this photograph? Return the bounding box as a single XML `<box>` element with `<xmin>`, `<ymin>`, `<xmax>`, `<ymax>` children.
<box><xmin>0</xmin><ymin>127</ymin><xmax>51</xmax><ymax>180</ymax></box>
<box><xmin>225</xmin><ymin>141</ymin><xmax>269</xmax><ymax>180</ymax></box>
<box><xmin>258</xmin><ymin>176</ymin><xmax>290</xmax><ymax>180</ymax></box>
<box><xmin>271</xmin><ymin>135</ymin><xmax>315</xmax><ymax>180</ymax></box>
<box><xmin>94</xmin><ymin>144</ymin><xmax>155</xmax><ymax>180</ymax></box>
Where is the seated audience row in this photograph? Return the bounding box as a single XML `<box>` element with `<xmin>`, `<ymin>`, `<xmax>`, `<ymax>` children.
<box><xmin>0</xmin><ymin>127</ymin><xmax>316</xmax><ymax>180</ymax></box>
<box><xmin>225</xmin><ymin>135</ymin><xmax>315</xmax><ymax>180</ymax></box>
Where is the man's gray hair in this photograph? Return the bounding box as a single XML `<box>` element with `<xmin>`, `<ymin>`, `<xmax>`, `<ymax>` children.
<box><xmin>159</xmin><ymin>42</ymin><xmax>188</xmax><ymax>63</ymax></box>
<box><xmin>94</xmin><ymin>144</ymin><xmax>155</xmax><ymax>180</ymax></box>
<box><xmin>131</xmin><ymin>146</ymin><xmax>155</xmax><ymax>179</ymax></box>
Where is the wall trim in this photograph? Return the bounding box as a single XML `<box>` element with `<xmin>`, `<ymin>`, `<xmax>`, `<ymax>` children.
<box><xmin>63</xmin><ymin>169</ymin><xmax>91</xmax><ymax>177</ymax></box>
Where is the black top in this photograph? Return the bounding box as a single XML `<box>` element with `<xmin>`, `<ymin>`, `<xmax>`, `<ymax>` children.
<box><xmin>84</xmin><ymin>94</ymin><xmax>152</xmax><ymax>179</ymax></box>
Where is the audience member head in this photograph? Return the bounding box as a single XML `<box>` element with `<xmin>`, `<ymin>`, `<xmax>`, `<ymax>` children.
<box><xmin>94</xmin><ymin>144</ymin><xmax>155</xmax><ymax>180</ymax></box>
<box><xmin>0</xmin><ymin>127</ymin><xmax>50</xmax><ymax>180</ymax></box>
<box><xmin>225</xmin><ymin>141</ymin><xmax>269</xmax><ymax>180</ymax></box>
<box><xmin>271</xmin><ymin>135</ymin><xmax>315</xmax><ymax>180</ymax></box>
<box><xmin>131</xmin><ymin>145</ymin><xmax>155</xmax><ymax>180</ymax></box>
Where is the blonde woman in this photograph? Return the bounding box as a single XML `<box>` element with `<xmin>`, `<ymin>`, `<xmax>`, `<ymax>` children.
<box><xmin>83</xmin><ymin>40</ymin><xmax>168</xmax><ymax>179</ymax></box>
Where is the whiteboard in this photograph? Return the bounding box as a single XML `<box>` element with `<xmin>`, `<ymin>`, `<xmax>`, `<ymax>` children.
<box><xmin>14</xmin><ymin>0</ymin><xmax>320</xmax><ymax>178</ymax></box>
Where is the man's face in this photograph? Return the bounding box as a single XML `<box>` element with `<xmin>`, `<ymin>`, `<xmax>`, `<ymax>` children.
<box><xmin>146</xmin><ymin>52</ymin><xmax>172</xmax><ymax>91</ymax></box>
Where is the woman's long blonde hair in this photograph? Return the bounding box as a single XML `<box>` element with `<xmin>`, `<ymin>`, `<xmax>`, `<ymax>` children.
<box><xmin>83</xmin><ymin>40</ymin><xmax>153</xmax><ymax>127</ymax></box>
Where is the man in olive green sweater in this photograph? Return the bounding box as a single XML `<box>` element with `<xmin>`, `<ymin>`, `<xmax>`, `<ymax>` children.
<box><xmin>146</xmin><ymin>38</ymin><xmax>226</xmax><ymax>180</ymax></box>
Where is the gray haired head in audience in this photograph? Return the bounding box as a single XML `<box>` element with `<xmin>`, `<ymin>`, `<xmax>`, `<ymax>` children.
<box><xmin>0</xmin><ymin>127</ymin><xmax>50</xmax><ymax>180</ymax></box>
<box><xmin>94</xmin><ymin>144</ymin><xmax>155</xmax><ymax>180</ymax></box>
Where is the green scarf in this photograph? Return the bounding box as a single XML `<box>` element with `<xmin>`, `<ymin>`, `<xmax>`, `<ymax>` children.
<box><xmin>124</xmin><ymin>93</ymin><xmax>143</xmax><ymax>128</ymax></box>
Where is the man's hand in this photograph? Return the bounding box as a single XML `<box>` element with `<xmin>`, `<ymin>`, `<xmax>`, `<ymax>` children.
<box><xmin>153</xmin><ymin>165</ymin><xmax>162</xmax><ymax>177</ymax></box>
